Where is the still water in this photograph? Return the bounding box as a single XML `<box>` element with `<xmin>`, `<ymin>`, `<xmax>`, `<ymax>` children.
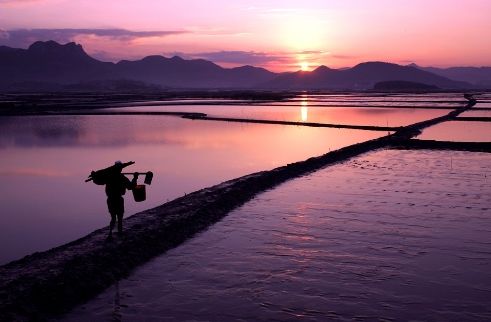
<box><xmin>122</xmin><ymin>93</ymin><xmax>467</xmax><ymax>105</ymax></box>
<box><xmin>459</xmin><ymin>110</ymin><xmax>491</xmax><ymax>117</ymax></box>
<box><xmin>418</xmin><ymin>121</ymin><xmax>491</xmax><ymax>142</ymax></box>
<box><xmin>104</xmin><ymin>104</ymin><xmax>450</xmax><ymax>127</ymax></box>
<box><xmin>62</xmin><ymin>149</ymin><xmax>491</xmax><ymax>321</ymax></box>
<box><xmin>0</xmin><ymin>115</ymin><xmax>382</xmax><ymax>264</ymax></box>
<box><xmin>474</xmin><ymin>103</ymin><xmax>491</xmax><ymax>109</ymax></box>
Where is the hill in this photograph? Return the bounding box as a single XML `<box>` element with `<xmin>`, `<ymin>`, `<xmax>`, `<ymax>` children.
<box><xmin>264</xmin><ymin>62</ymin><xmax>469</xmax><ymax>90</ymax></box>
<box><xmin>0</xmin><ymin>41</ymin><xmax>277</xmax><ymax>90</ymax></box>
<box><xmin>373</xmin><ymin>80</ymin><xmax>439</xmax><ymax>91</ymax></box>
<box><xmin>410</xmin><ymin>64</ymin><xmax>491</xmax><ymax>87</ymax></box>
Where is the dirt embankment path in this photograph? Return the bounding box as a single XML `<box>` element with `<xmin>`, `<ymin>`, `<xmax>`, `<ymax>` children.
<box><xmin>0</xmin><ymin>98</ymin><xmax>487</xmax><ymax>321</ymax></box>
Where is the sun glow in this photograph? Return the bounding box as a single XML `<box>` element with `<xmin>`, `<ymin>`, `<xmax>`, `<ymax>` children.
<box><xmin>300</xmin><ymin>61</ymin><xmax>310</xmax><ymax>71</ymax></box>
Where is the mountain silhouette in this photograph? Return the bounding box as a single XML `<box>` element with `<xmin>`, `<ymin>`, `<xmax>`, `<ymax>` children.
<box><xmin>0</xmin><ymin>41</ymin><xmax>276</xmax><ymax>90</ymax></box>
<box><xmin>373</xmin><ymin>80</ymin><xmax>439</xmax><ymax>91</ymax></box>
<box><xmin>410</xmin><ymin>64</ymin><xmax>491</xmax><ymax>87</ymax></box>
<box><xmin>0</xmin><ymin>41</ymin><xmax>479</xmax><ymax>90</ymax></box>
<box><xmin>264</xmin><ymin>62</ymin><xmax>469</xmax><ymax>90</ymax></box>
<box><xmin>0</xmin><ymin>41</ymin><xmax>115</xmax><ymax>86</ymax></box>
<box><xmin>116</xmin><ymin>55</ymin><xmax>275</xmax><ymax>88</ymax></box>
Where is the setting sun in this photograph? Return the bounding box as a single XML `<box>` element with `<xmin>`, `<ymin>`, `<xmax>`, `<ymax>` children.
<box><xmin>300</xmin><ymin>61</ymin><xmax>310</xmax><ymax>71</ymax></box>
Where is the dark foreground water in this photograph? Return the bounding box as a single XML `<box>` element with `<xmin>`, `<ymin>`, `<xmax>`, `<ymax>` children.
<box><xmin>62</xmin><ymin>149</ymin><xmax>491</xmax><ymax>322</ymax></box>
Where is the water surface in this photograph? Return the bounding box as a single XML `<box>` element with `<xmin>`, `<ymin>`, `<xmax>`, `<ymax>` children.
<box><xmin>418</xmin><ymin>121</ymin><xmax>491</xmax><ymax>142</ymax></box>
<box><xmin>0</xmin><ymin>115</ymin><xmax>382</xmax><ymax>264</ymax></box>
<box><xmin>459</xmin><ymin>110</ymin><xmax>491</xmax><ymax>117</ymax></box>
<box><xmin>103</xmin><ymin>105</ymin><xmax>449</xmax><ymax>127</ymax></box>
<box><xmin>474</xmin><ymin>103</ymin><xmax>491</xmax><ymax>109</ymax></box>
<box><xmin>62</xmin><ymin>149</ymin><xmax>491</xmax><ymax>322</ymax></box>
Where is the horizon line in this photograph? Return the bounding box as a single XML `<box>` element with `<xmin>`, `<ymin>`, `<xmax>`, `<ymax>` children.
<box><xmin>4</xmin><ymin>40</ymin><xmax>491</xmax><ymax>73</ymax></box>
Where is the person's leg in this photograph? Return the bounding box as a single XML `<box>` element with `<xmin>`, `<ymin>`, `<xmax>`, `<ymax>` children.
<box><xmin>116</xmin><ymin>197</ymin><xmax>125</xmax><ymax>235</ymax></box>
<box><xmin>117</xmin><ymin>212</ymin><xmax>123</xmax><ymax>235</ymax></box>
<box><xmin>109</xmin><ymin>213</ymin><xmax>116</xmax><ymax>238</ymax></box>
<box><xmin>107</xmin><ymin>198</ymin><xmax>117</xmax><ymax>238</ymax></box>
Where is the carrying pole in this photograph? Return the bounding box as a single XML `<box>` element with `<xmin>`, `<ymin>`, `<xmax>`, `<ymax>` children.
<box><xmin>122</xmin><ymin>171</ymin><xmax>154</xmax><ymax>185</ymax></box>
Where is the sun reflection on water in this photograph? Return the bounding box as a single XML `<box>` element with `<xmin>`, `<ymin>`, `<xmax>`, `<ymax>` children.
<box><xmin>300</xmin><ymin>97</ymin><xmax>308</xmax><ymax>122</ymax></box>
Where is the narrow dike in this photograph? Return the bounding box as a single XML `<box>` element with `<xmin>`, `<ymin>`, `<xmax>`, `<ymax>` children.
<box><xmin>0</xmin><ymin>100</ymin><xmax>479</xmax><ymax>321</ymax></box>
<box><xmin>181</xmin><ymin>114</ymin><xmax>400</xmax><ymax>131</ymax></box>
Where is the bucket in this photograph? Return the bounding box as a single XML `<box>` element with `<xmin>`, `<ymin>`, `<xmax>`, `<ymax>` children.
<box><xmin>132</xmin><ymin>184</ymin><xmax>146</xmax><ymax>202</ymax></box>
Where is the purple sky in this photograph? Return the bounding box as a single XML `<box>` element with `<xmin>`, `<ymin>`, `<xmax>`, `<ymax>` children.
<box><xmin>1</xmin><ymin>0</ymin><xmax>490</xmax><ymax>71</ymax></box>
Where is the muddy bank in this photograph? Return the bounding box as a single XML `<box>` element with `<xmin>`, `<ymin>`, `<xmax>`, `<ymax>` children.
<box><xmin>455</xmin><ymin>116</ymin><xmax>491</xmax><ymax>122</ymax></box>
<box><xmin>394</xmin><ymin>139</ymin><xmax>491</xmax><ymax>152</ymax></box>
<box><xmin>62</xmin><ymin>110</ymin><xmax>208</xmax><ymax>118</ymax></box>
<box><xmin>181</xmin><ymin>114</ymin><xmax>401</xmax><ymax>131</ymax></box>
<box><xmin>0</xmin><ymin>99</ymin><xmax>476</xmax><ymax>321</ymax></box>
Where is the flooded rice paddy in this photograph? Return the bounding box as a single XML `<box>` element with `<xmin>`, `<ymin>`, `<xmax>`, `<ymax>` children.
<box><xmin>62</xmin><ymin>149</ymin><xmax>491</xmax><ymax>322</ymax></box>
<box><xmin>2</xmin><ymin>92</ymin><xmax>490</xmax><ymax>320</ymax></box>
<box><xmin>104</xmin><ymin>104</ymin><xmax>450</xmax><ymax>127</ymax></box>
<box><xmin>459</xmin><ymin>109</ymin><xmax>491</xmax><ymax>117</ymax></box>
<box><xmin>0</xmin><ymin>114</ymin><xmax>382</xmax><ymax>264</ymax></box>
<box><xmin>0</xmin><ymin>93</ymin><xmax>485</xmax><ymax>264</ymax></box>
<box><xmin>418</xmin><ymin>121</ymin><xmax>491</xmax><ymax>142</ymax></box>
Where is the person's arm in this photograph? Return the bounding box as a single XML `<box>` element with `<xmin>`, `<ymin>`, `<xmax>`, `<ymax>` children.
<box><xmin>121</xmin><ymin>173</ymin><xmax>138</xmax><ymax>190</ymax></box>
<box><xmin>129</xmin><ymin>173</ymin><xmax>139</xmax><ymax>190</ymax></box>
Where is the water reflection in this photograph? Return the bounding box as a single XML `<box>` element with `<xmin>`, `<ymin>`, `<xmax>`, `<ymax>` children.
<box><xmin>418</xmin><ymin>121</ymin><xmax>491</xmax><ymax>142</ymax></box>
<box><xmin>459</xmin><ymin>110</ymin><xmax>491</xmax><ymax>117</ymax></box>
<box><xmin>103</xmin><ymin>105</ymin><xmax>450</xmax><ymax>127</ymax></box>
<box><xmin>300</xmin><ymin>97</ymin><xmax>308</xmax><ymax>122</ymax></box>
<box><xmin>0</xmin><ymin>115</ymin><xmax>382</xmax><ymax>264</ymax></box>
<box><xmin>474</xmin><ymin>103</ymin><xmax>491</xmax><ymax>109</ymax></box>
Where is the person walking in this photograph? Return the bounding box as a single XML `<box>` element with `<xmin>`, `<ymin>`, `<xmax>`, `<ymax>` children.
<box><xmin>104</xmin><ymin>161</ymin><xmax>139</xmax><ymax>239</ymax></box>
<box><xmin>86</xmin><ymin>161</ymin><xmax>155</xmax><ymax>239</ymax></box>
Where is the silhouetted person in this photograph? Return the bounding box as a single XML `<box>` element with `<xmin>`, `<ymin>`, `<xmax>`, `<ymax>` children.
<box><xmin>105</xmin><ymin>161</ymin><xmax>138</xmax><ymax>239</ymax></box>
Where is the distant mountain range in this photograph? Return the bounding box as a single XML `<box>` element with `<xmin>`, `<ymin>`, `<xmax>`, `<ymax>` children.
<box><xmin>373</xmin><ymin>80</ymin><xmax>440</xmax><ymax>91</ymax></box>
<box><xmin>0</xmin><ymin>41</ymin><xmax>275</xmax><ymax>90</ymax></box>
<box><xmin>0</xmin><ymin>41</ymin><xmax>489</xmax><ymax>91</ymax></box>
<box><xmin>264</xmin><ymin>63</ymin><xmax>469</xmax><ymax>90</ymax></box>
<box><xmin>408</xmin><ymin>63</ymin><xmax>491</xmax><ymax>87</ymax></box>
